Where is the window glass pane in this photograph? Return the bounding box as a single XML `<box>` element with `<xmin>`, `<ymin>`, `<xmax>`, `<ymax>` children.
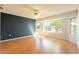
<box><xmin>70</xmin><ymin>17</ymin><xmax>76</xmax><ymax>35</ymax></box>
<box><xmin>44</xmin><ymin>20</ymin><xmax>63</xmax><ymax>33</ymax></box>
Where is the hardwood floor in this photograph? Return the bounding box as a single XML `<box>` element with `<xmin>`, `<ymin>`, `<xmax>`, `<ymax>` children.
<box><xmin>0</xmin><ymin>35</ymin><xmax>78</xmax><ymax>54</ymax></box>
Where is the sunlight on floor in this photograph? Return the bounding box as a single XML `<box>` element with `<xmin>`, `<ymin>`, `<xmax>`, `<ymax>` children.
<box><xmin>35</xmin><ymin>36</ymin><xmax>61</xmax><ymax>53</ymax></box>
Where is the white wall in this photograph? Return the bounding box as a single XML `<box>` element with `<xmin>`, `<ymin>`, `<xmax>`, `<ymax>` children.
<box><xmin>77</xmin><ymin>9</ymin><xmax>79</xmax><ymax>48</ymax></box>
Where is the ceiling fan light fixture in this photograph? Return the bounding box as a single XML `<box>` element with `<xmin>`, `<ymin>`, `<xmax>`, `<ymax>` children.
<box><xmin>34</xmin><ymin>12</ymin><xmax>38</xmax><ymax>16</ymax></box>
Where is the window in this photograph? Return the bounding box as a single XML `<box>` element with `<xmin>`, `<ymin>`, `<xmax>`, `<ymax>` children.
<box><xmin>36</xmin><ymin>22</ymin><xmax>41</xmax><ymax>30</ymax></box>
<box><xmin>70</xmin><ymin>17</ymin><xmax>76</xmax><ymax>35</ymax></box>
<box><xmin>36</xmin><ymin>21</ymin><xmax>43</xmax><ymax>34</ymax></box>
<box><xmin>44</xmin><ymin>20</ymin><xmax>63</xmax><ymax>33</ymax></box>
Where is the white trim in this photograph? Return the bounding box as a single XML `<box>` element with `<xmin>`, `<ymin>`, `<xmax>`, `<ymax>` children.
<box><xmin>0</xmin><ymin>35</ymin><xmax>33</xmax><ymax>43</ymax></box>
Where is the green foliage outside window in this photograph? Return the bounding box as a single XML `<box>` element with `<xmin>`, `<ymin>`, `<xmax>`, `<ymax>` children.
<box><xmin>47</xmin><ymin>20</ymin><xmax>62</xmax><ymax>31</ymax></box>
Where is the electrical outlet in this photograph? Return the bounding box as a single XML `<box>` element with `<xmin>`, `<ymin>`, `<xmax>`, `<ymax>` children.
<box><xmin>9</xmin><ymin>34</ymin><xmax>11</xmax><ymax>37</ymax></box>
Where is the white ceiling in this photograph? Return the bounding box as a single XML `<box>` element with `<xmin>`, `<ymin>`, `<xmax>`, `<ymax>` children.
<box><xmin>21</xmin><ymin>4</ymin><xmax>79</xmax><ymax>18</ymax></box>
<box><xmin>1</xmin><ymin>4</ymin><xmax>79</xmax><ymax>19</ymax></box>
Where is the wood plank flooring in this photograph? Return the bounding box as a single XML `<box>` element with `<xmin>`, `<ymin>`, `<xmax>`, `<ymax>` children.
<box><xmin>0</xmin><ymin>35</ymin><xmax>78</xmax><ymax>54</ymax></box>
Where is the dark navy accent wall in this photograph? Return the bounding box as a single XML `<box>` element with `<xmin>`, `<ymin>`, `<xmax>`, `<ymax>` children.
<box><xmin>0</xmin><ymin>13</ymin><xmax>1</xmax><ymax>40</ymax></box>
<box><xmin>1</xmin><ymin>12</ymin><xmax>35</xmax><ymax>40</ymax></box>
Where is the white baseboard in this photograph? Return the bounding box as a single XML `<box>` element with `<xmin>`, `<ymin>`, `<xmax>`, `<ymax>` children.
<box><xmin>0</xmin><ymin>35</ymin><xmax>33</xmax><ymax>43</ymax></box>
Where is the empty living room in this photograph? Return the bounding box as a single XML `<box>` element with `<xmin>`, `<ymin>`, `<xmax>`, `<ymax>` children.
<box><xmin>0</xmin><ymin>4</ymin><xmax>79</xmax><ymax>54</ymax></box>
